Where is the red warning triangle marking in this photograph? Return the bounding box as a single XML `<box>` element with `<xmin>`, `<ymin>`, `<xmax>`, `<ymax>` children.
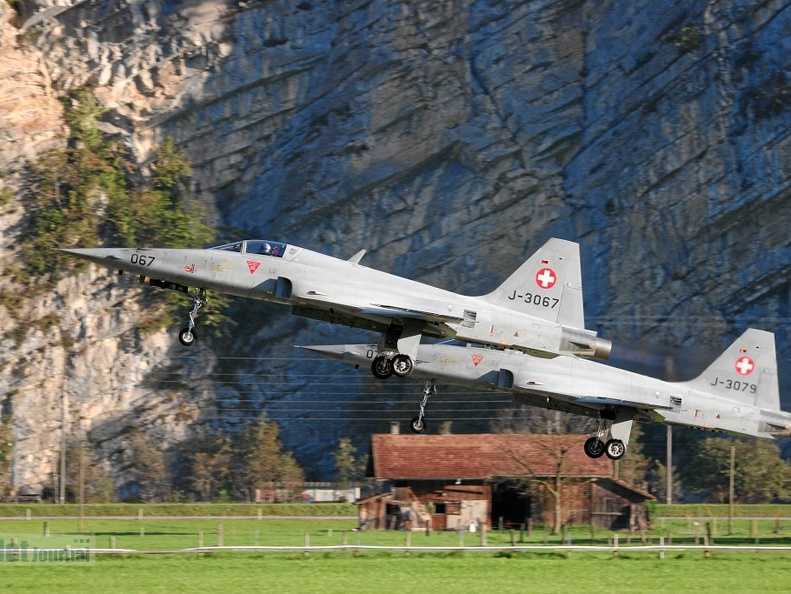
<box><xmin>247</xmin><ymin>261</ymin><xmax>261</xmax><ymax>274</ymax></box>
<box><xmin>471</xmin><ymin>354</ymin><xmax>484</xmax><ymax>367</ymax></box>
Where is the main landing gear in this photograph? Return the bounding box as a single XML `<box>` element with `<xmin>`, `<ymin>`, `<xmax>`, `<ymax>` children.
<box><xmin>370</xmin><ymin>352</ymin><xmax>431</xmax><ymax>434</ymax></box>
<box><xmin>178</xmin><ymin>289</ymin><xmax>207</xmax><ymax>347</ymax></box>
<box><xmin>583</xmin><ymin>420</ymin><xmax>627</xmax><ymax>461</ymax></box>
<box><xmin>370</xmin><ymin>352</ymin><xmax>414</xmax><ymax>379</ymax></box>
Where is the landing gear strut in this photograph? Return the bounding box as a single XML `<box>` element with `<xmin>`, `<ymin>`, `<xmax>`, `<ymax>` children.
<box><xmin>410</xmin><ymin>380</ymin><xmax>436</xmax><ymax>434</ymax></box>
<box><xmin>584</xmin><ymin>418</ymin><xmax>629</xmax><ymax>460</ymax></box>
<box><xmin>370</xmin><ymin>353</ymin><xmax>414</xmax><ymax>379</ymax></box>
<box><xmin>179</xmin><ymin>289</ymin><xmax>207</xmax><ymax>347</ymax></box>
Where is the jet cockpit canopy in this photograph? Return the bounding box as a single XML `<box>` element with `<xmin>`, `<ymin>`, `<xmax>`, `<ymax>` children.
<box><xmin>210</xmin><ymin>240</ymin><xmax>287</xmax><ymax>257</ymax></box>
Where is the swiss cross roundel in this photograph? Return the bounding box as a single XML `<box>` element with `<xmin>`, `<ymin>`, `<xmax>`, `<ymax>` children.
<box><xmin>735</xmin><ymin>356</ymin><xmax>755</xmax><ymax>376</ymax></box>
<box><xmin>535</xmin><ymin>268</ymin><xmax>557</xmax><ymax>290</ymax></box>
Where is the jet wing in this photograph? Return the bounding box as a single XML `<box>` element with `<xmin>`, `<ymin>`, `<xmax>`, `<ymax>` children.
<box><xmin>575</xmin><ymin>396</ymin><xmax>673</xmax><ymax>410</ymax></box>
<box><xmin>359</xmin><ymin>304</ymin><xmax>464</xmax><ymax>324</ymax></box>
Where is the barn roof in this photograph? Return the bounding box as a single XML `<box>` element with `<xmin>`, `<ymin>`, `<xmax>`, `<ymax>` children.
<box><xmin>371</xmin><ymin>434</ymin><xmax>613</xmax><ymax>480</ymax></box>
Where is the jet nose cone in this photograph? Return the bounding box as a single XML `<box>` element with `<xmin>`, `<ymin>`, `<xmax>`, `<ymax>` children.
<box><xmin>58</xmin><ymin>247</ymin><xmax>124</xmax><ymax>266</ymax></box>
<box><xmin>295</xmin><ymin>345</ymin><xmax>347</xmax><ymax>357</ymax></box>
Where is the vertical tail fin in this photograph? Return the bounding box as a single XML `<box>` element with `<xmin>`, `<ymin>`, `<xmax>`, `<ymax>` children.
<box><xmin>483</xmin><ymin>238</ymin><xmax>585</xmax><ymax>329</ymax></box>
<box><xmin>682</xmin><ymin>329</ymin><xmax>780</xmax><ymax>411</ymax></box>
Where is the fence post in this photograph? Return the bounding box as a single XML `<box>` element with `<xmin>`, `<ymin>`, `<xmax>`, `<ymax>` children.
<box><xmin>217</xmin><ymin>523</ymin><xmax>223</xmax><ymax>547</ymax></box>
<box><xmin>43</xmin><ymin>522</ymin><xmax>50</xmax><ymax>538</ymax></box>
<box><xmin>613</xmin><ymin>533</ymin><xmax>619</xmax><ymax>557</ymax></box>
<box><xmin>659</xmin><ymin>536</ymin><xmax>665</xmax><ymax>560</ymax></box>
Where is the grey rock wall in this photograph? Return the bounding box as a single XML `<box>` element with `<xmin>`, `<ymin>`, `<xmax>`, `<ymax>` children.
<box><xmin>1</xmin><ymin>0</ymin><xmax>789</xmax><ymax>487</ymax></box>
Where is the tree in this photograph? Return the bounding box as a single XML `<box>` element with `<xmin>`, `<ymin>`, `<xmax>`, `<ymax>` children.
<box><xmin>0</xmin><ymin>416</ymin><xmax>12</xmax><ymax>500</ymax></box>
<box><xmin>647</xmin><ymin>459</ymin><xmax>682</xmax><ymax>503</ymax></box>
<box><xmin>127</xmin><ymin>430</ymin><xmax>170</xmax><ymax>502</ymax></box>
<box><xmin>65</xmin><ymin>444</ymin><xmax>115</xmax><ymax>503</ymax></box>
<box><xmin>680</xmin><ymin>437</ymin><xmax>791</xmax><ymax>503</ymax></box>
<box><xmin>230</xmin><ymin>416</ymin><xmax>305</xmax><ymax>502</ymax></box>
<box><xmin>332</xmin><ymin>437</ymin><xmax>366</xmax><ymax>490</ymax></box>
<box><xmin>187</xmin><ymin>430</ymin><xmax>231</xmax><ymax>502</ymax></box>
<box><xmin>503</xmin><ymin>434</ymin><xmax>574</xmax><ymax>534</ymax></box>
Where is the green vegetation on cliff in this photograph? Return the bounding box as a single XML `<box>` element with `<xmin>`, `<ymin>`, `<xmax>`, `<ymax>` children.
<box><xmin>12</xmin><ymin>88</ymin><xmax>229</xmax><ymax>336</ymax></box>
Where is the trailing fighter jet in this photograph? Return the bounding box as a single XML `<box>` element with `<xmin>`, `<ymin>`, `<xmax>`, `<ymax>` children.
<box><xmin>59</xmin><ymin>238</ymin><xmax>611</xmax><ymax>376</ymax></box>
<box><xmin>298</xmin><ymin>329</ymin><xmax>791</xmax><ymax>460</ymax></box>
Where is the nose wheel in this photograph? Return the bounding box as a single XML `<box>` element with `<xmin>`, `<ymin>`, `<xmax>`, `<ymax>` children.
<box><xmin>179</xmin><ymin>289</ymin><xmax>207</xmax><ymax>346</ymax></box>
<box><xmin>410</xmin><ymin>380</ymin><xmax>436</xmax><ymax>434</ymax></box>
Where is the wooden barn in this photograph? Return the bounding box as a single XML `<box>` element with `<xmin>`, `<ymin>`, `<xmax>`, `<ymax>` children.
<box><xmin>359</xmin><ymin>433</ymin><xmax>653</xmax><ymax>531</ymax></box>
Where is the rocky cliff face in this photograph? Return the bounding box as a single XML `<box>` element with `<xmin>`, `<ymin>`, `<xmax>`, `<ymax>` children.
<box><xmin>1</xmin><ymin>0</ymin><xmax>790</xmax><ymax>491</ymax></box>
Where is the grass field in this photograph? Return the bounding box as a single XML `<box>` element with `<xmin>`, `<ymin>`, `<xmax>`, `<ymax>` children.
<box><xmin>1</xmin><ymin>551</ymin><xmax>790</xmax><ymax>593</ymax></box>
<box><xmin>1</xmin><ymin>506</ymin><xmax>791</xmax><ymax>592</ymax></box>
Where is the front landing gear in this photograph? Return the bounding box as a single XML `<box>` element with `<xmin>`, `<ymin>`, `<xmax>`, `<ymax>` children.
<box><xmin>179</xmin><ymin>289</ymin><xmax>207</xmax><ymax>347</ymax></box>
<box><xmin>410</xmin><ymin>380</ymin><xmax>436</xmax><ymax>434</ymax></box>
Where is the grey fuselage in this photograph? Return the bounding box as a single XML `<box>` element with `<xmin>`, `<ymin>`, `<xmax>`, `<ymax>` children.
<box><xmin>60</xmin><ymin>240</ymin><xmax>609</xmax><ymax>359</ymax></box>
<box><xmin>307</xmin><ymin>342</ymin><xmax>791</xmax><ymax>440</ymax></box>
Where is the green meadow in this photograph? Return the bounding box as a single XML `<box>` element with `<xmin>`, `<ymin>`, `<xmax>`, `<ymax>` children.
<box><xmin>1</xmin><ymin>505</ymin><xmax>790</xmax><ymax>593</ymax></box>
<box><xmin>0</xmin><ymin>550</ymin><xmax>789</xmax><ymax>594</ymax></box>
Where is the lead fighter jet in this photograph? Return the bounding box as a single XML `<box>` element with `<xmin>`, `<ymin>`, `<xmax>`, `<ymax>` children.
<box><xmin>60</xmin><ymin>238</ymin><xmax>611</xmax><ymax>377</ymax></box>
<box><xmin>299</xmin><ymin>329</ymin><xmax>791</xmax><ymax>460</ymax></box>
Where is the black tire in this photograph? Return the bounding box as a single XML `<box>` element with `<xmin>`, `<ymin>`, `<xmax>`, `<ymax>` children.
<box><xmin>605</xmin><ymin>439</ymin><xmax>626</xmax><ymax>460</ymax></box>
<box><xmin>410</xmin><ymin>416</ymin><xmax>426</xmax><ymax>434</ymax></box>
<box><xmin>583</xmin><ymin>436</ymin><xmax>605</xmax><ymax>458</ymax></box>
<box><xmin>179</xmin><ymin>328</ymin><xmax>196</xmax><ymax>347</ymax></box>
<box><xmin>392</xmin><ymin>354</ymin><xmax>414</xmax><ymax>377</ymax></box>
<box><xmin>371</xmin><ymin>355</ymin><xmax>393</xmax><ymax>379</ymax></box>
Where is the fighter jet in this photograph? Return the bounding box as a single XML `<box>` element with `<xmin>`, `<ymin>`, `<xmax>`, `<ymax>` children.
<box><xmin>298</xmin><ymin>329</ymin><xmax>791</xmax><ymax>460</ymax></box>
<box><xmin>59</xmin><ymin>238</ymin><xmax>611</xmax><ymax>377</ymax></box>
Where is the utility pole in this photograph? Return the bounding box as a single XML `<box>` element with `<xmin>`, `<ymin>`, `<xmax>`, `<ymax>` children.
<box><xmin>60</xmin><ymin>389</ymin><xmax>67</xmax><ymax>505</ymax></box>
<box><xmin>665</xmin><ymin>425</ymin><xmax>672</xmax><ymax>505</ymax></box>
<box><xmin>728</xmin><ymin>444</ymin><xmax>736</xmax><ymax>534</ymax></box>
<box><xmin>78</xmin><ymin>442</ymin><xmax>85</xmax><ymax>534</ymax></box>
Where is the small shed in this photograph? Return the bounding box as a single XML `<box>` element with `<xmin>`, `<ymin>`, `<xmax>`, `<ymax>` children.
<box><xmin>366</xmin><ymin>433</ymin><xmax>654</xmax><ymax>530</ymax></box>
